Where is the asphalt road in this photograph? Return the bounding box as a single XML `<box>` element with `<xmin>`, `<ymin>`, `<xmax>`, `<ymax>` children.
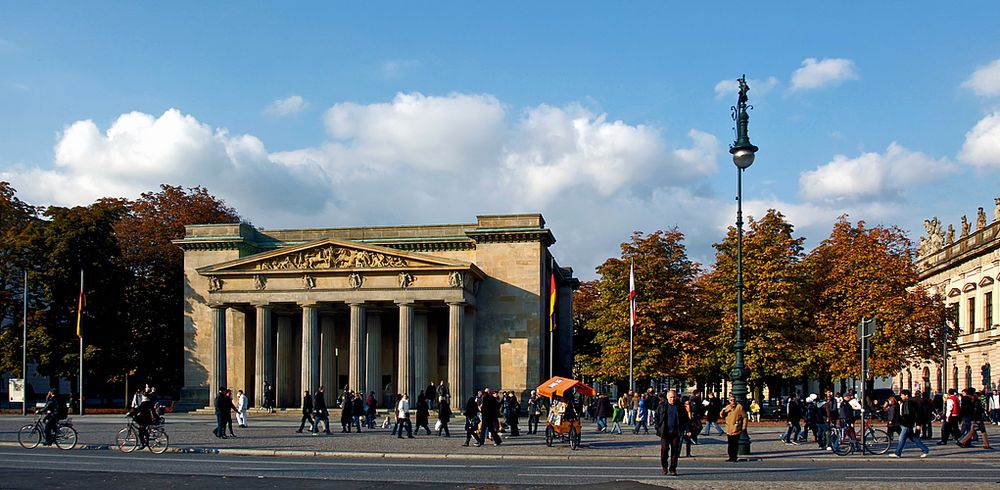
<box><xmin>2</xmin><ymin>445</ymin><xmax>999</xmax><ymax>489</ymax></box>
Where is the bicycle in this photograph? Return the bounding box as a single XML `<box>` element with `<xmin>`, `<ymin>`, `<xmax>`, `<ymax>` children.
<box><xmin>831</xmin><ymin>420</ymin><xmax>891</xmax><ymax>456</ymax></box>
<box><xmin>116</xmin><ymin>415</ymin><xmax>169</xmax><ymax>454</ymax></box>
<box><xmin>18</xmin><ymin>415</ymin><xmax>78</xmax><ymax>450</ymax></box>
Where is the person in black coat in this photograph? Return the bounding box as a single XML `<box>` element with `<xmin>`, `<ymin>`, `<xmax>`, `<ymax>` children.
<box><xmin>313</xmin><ymin>386</ymin><xmax>331</xmax><ymax>434</ymax></box>
<box><xmin>655</xmin><ymin>390</ymin><xmax>689</xmax><ymax>476</ymax></box>
<box><xmin>296</xmin><ymin>390</ymin><xmax>314</xmax><ymax>433</ymax></box>
<box><xmin>416</xmin><ymin>392</ymin><xmax>431</xmax><ymax>435</ymax></box>
<box><xmin>437</xmin><ymin>396</ymin><xmax>452</xmax><ymax>437</ymax></box>
<box><xmin>340</xmin><ymin>391</ymin><xmax>354</xmax><ymax>433</ymax></box>
<box><xmin>212</xmin><ymin>388</ymin><xmax>228</xmax><ymax>438</ymax></box>
<box><xmin>463</xmin><ymin>395</ymin><xmax>481</xmax><ymax>446</ymax></box>
<box><xmin>481</xmin><ymin>389</ymin><xmax>503</xmax><ymax>445</ymax></box>
<box><xmin>131</xmin><ymin>394</ymin><xmax>159</xmax><ymax>449</ymax></box>
<box><xmin>351</xmin><ymin>394</ymin><xmax>364</xmax><ymax>432</ymax></box>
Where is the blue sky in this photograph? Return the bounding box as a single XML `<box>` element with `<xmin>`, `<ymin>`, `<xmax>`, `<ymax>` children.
<box><xmin>2</xmin><ymin>2</ymin><xmax>1000</xmax><ymax>279</ymax></box>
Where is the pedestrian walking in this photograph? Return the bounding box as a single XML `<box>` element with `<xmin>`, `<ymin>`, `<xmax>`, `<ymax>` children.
<box><xmin>721</xmin><ymin>394</ymin><xmax>748</xmax><ymax>462</ymax></box>
<box><xmin>595</xmin><ymin>393</ymin><xmax>612</xmax><ymax>432</ymax></box>
<box><xmin>503</xmin><ymin>392</ymin><xmax>521</xmax><ymax>436</ymax></box>
<box><xmin>340</xmin><ymin>390</ymin><xmax>354</xmax><ymax>433</ymax></box>
<box><xmin>526</xmin><ymin>390</ymin><xmax>542</xmax><ymax>435</ymax></box>
<box><xmin>366</xmin><ymin>391</ymin><xmax>378</xmax><ymax>429</ymax></box>
<box><xmin>236</xmin><ymin>389</ymin><xmax>249</xmax><ymax>428</ymax></box>
<box><xmin>891</xmin><ymin>389</ymin><xmax>930</xmax><ymax>458</ymax></box>
<box><xmin>885</xmin><ymin>395</ymin><xmax>901</xmax><ymax>440</ymax></box>
<box><xmin>782</xmin><ymin>393</ymin><xmax>802</xmax><ymax>445</ymax></box>
<box><xmin>703</xmin><ymin>394</ymin><xmax>725</xmax><ymax>436</ymax></box>
<box><xmin>310</xmin><ymin>386</ymin><xmax>331</xmax><ymax>434</ymax></box>
<box><xmin>937</xmin><ymin>388</ymin><xmax>962</xmax><ymax>445</ymax></box>
<box><xmin>262</xmin><ymin>382</ymin><xmax>275</xmax><ymax>413</ymax></box>
<box><xmin>211</xmin><ymin>388</ymin><xmax>228</xmax><ymax>438</ymax></box>
<box><xmin>749</xmin><ymin>399</ymin><xmax>761</xmax><ymax>423</ymax></box>
<box><xmin>462</xmin><ymin>394</ymin><xmax>482</xmax><ymax>446</ymax></box>
<box><xmin>803</xmin><ymin>394</ymin><xmax>818</xmax><ymax>442</ymax></box>
<box><xmin>296</xmin><ymin>390</ymin><xmax>314</xmax><ymax>433</ymax></box>
<box><xmin>610</xmin><ymin>401</ymin><xmax>624</xmax><ymax>434</ymax></box>
<box><xmin>634</xmin><ymin>393</ymin><xmax>649</xmax><ymax>434</ymax></box>
<box><xmin>481</xmin><ymin>388</ymin><xmax>503</xmax><ymax>445</ymax></box>
<box><xmin>416</xmin><ymin>391</ymin><xmax>432</xmax><ymax>435</ymax></box>
<box><xmin>351</xmin><ymin>392</ymin><xmax>364</xmax><ymax>432</ymax></box>
<box><xmin>918</xmin><ymin>390</ymin><xmax>934</xmax><ymax>439</ymax></box>
<box><xmin>956</xmin><ymin>389</ymin><xmax>991</xmax><ymax>448</ymax></box>
<box><xmin>680</xmin><ymin>396</ymin><xmax>695</xmax><ymax>457</ymax></box>
<box><xmin>437</xmin><ymin>395</ymin><xmax>452</xmax><ymax>436</ymax></box>
<box><xmin>654</xmin><ymin>390</ymin><xmax>688</xmax><ymax>476</ymax></box>
<box><xmin>223</xmin><ymin>389</ymin><xmax>238</xmax><ymax>437</ymax></box>
<box><xmin>396</xmin><ymin>393</ymin><xmax>414</xmax><ymax>439</ymax></box>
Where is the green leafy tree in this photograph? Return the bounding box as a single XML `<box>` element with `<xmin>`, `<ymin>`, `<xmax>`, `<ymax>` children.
<box><xmin>701</xmin><ymin>209</ymin><xmax>814</xmax><ymax>386</ymax></box>
<box><xmin>804</xmin><ymin>216</ymin><xmax>951</xmax><ymax>379</ymax></box>
<box><xmin>577</xmin><ymin>229</ymin><xmax>706</xmax><ymax>383</ymax></box>
<box><xmin>0</xmin><ymin>182</ymin><xmax>42</xmax><ymax>377</ymax></box>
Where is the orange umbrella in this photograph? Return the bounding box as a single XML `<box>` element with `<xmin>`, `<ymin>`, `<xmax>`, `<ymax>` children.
<box><xmin>536</xmin><ymin>376</ymin><xmax>596</xmax><ymax>398</ymax></box>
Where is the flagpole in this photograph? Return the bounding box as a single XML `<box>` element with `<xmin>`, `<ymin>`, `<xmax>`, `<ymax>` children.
<box><xmin>22</xmin><ymin>270</ymin><xmax>28</xmax><ymax>417</ymax></box>
<box><xmin>549</xmin><ymin>258</ymin><xmax>555</xmax><ymax>379</ymax></box>
<box><xmin>629</xmin><ymin>260</ymin><xmax>634</xmax><ymax>393</ymax></box>
<box><xmin>78</xmin><ymin>269</ymin><xmax>84</xmax><ymax>416</ymax></box>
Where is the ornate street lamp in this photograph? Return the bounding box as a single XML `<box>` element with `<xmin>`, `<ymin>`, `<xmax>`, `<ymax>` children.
<box><xmin>730</xmin><ymin>74</ymin><xmax>758</xmax><ymax>455</ymax></box>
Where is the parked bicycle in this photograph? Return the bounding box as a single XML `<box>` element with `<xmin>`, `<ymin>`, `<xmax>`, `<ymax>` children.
<box><xmin>18</xmin><ymin>416</ymin><xmax>78</xmax><ymax>450</ymax></box>
<box><xmin>115</xmin><ymin>415</ymin><xmax>169</xmax><ymax>454</ymax></box>
<box><xmin>832</xmin><ymin>420</ymin><xmax>891</xmax><ymax>456</ymax></box>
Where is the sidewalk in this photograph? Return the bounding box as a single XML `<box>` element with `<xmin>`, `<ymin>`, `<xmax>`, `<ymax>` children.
<box><xmin>1</xmin><ymin>412</ymin><xmax>996</xmax><ymax>462</ymax></box>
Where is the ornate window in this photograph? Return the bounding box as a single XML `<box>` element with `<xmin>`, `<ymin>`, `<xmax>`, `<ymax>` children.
<box><xmin>968</xmin><ymin>297</ymin><xmax>976</xmax><ymax>333</ymax></box>
<box><xmin>922</xmin><ymin>367</ymin><xmax>931</xmax><ymax>394</ymax></box>
<box><xmin>986</xmin><ymin>292</ymin><xmax>994</xmax><ymax>330</ymax></box>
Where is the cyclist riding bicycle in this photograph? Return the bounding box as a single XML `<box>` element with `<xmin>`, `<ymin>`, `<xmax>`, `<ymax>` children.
<box><xmin>838</xmin><ymin>393</ymin><xmax>859</xmax><ymax>438</ymax></box>
<box><xmin>37</xmin><ymin>389</ymin><xmax>67</xmax><ymax>446</ymax></box>
<box><xmin>129</xmin><ymin>393</ymin><xmax>160</xmax><ymax>449</ymax></box>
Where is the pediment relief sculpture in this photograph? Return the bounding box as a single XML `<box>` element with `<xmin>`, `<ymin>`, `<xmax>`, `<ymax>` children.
<box><xmin>208</xmin><ymin>276</ymin><xmax>224</xmax><ymax>292</ymax></box>
<box><xmin>253</xmin><ymin>246</ymin><xmax>411</xmax><ymax>271</ymax></box>
<box><xmin>303</xmin><ymin>274</ymin><xmax>316</xmax><ymax>290</ymax></box>
<box><xmin>253</xmin><ymin>275</ymin><xmax>267</xmax><ymax>290</ymax></box>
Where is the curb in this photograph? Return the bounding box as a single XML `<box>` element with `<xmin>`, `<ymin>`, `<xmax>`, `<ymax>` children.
<box><xmin>1</xmin><ymin>441</ymin><xmax>995</xmax><ymax>463</ymax></box>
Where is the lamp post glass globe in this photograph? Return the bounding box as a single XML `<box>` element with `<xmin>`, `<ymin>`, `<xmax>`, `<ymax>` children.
<box><xmin>732</xmin><ymin>148</ymin><xmax>755</xmax><ymax>169</ymax></box>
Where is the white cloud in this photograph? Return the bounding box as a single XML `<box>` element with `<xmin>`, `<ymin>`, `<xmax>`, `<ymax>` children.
<box><xmin>3</xmin><ymin>108</ymin><xmax>328</xmax><ymax>219</ymax></box>
<box><xmin>790</xmin><ymin>58</ymin><xmax>859</xmax><ymax>91</ymax></box>
<box><xmin>962</xmin><ymin>59</ymin><xmax>1000</xmax><ymax>97</ymax></box>
<box><xmin>264</xmin><ymin>95</ymin><xmax>309</xmax><ymax>117</ymax></box>
<box><xmin>714</xmin><ymin>76</ymin><xmax>779</xmax><ymax>99</ymax></box>
<box><xmin>4</xmin><ymin>93</ymin><xmax>728</xmax><ymax>280</ymax></box>
<box><xmin>799</xmin><ymin>143</ymin><xmax>954</xmax><ymax>202</ymax></box>
<box><xmin>959</xmin><ymin>111</ymin><xmax>1000</xmax><ymax>167</ymax></box>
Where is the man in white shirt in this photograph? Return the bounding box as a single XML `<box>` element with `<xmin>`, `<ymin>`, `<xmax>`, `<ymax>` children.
<box><xmin>396</xmin><ymin>394</ymin><xmax>414</xmax><ymax>438</ymax></box>
<box><xmin>236</xmin><ymin>389</ymin><xmax>249</xmax><ymax>428</ymax></box>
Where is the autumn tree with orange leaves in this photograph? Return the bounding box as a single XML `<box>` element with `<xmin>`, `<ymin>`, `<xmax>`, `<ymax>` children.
<box><xmin>574</xmin><ymin>229</ymin><xmax>708</xmax><ymax>383</ymax></box>
<box><xmin>804</xmin><ymin>216</ymin><xmax>952</xmax><ymax>379</ymax></box>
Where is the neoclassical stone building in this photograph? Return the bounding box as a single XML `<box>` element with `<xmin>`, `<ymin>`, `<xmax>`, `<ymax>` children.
<box><xmin>174</xmin><ymin>214</ymin><xmax>577</xmax><ymax>410</ymax></box>
<box><xmin>901</xmin><ymin>199</ymin><xmax>1000</xmax><ymax>394</ymax></box>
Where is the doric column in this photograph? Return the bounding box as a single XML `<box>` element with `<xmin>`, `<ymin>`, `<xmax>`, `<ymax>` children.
<box><xmin>413</xmin><ymin>312</ymin><xmax>428</xmax><ymax>398</ymax></box>
<box><xmin>365</xmin><ymin>310</ymin><xmax>383</xmax><ymax>398</ymax></box>
<box><xmin>301</xmin><ymin>303</ymin><xmax>320</xmax><ymax>395</ymax></box>
<box><xmin>348</xmin><ymin>302</ymin><xmax>366</xmax><ymax>393</ymax></box>
<box><xmin>320</xmin><ymin>316</ymin><xmax>336</xmax><ymax>392</ymax></box>
<box><xmin>253</xmin><ymin>303</ymin><xmax>273</xmax><ymax>407</ymax></box>
<box><xmin>276</xmin><ymin>313</ymin><xmax>293</xmax><ymax>408</ymax></box>
<box><xmin>397</xmin><ymin>301</ymin><xmax>415</xmax><ymax>397</ymax></box>
<box><xmin>448</xmin><ymin>302</ymin><xmax>465</xmax><ymax>406</ymax></box>
<box><xmin>209</xmin><ymin>304</ymin><xmax>227</xmax><ymax>403</ymax></box>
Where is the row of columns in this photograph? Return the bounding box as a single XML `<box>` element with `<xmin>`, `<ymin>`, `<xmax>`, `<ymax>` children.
<box><xmin>209</xmin><ymin>300</ymin><xmax>467</xmax><ymax>408</ymax></box>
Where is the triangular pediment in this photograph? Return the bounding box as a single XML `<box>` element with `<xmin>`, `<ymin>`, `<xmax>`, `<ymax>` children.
<box><xmin>199</xmin><ymin>238</ymin><xmax>471</xmax><ymax>274</ymax></box>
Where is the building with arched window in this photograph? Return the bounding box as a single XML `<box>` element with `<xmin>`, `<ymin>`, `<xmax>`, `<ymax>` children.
<box><xmin>898</xmin><ymin>200</ymin><xmax>1000</xmax><ymax>394</ymax></box>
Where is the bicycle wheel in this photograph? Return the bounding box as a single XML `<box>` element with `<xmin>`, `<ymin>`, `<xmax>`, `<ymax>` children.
<box><xmin>55</xmin><ymin>425</ymin><xmax>78</xmax><ymax>450</ymax></box>
<box><xmin>116</xmin><ymin>427</ymin><xmax>138</xmax><ymax>453</ymax></box>
<box><xmin>18</xmin><ymin>424</ymin><xmax>41</xmax><ymax>449</ymax></box>
<box><xmin>545</xmin><ymin>425</ymin><xmax>554</xmax><ymax>447</ymax></box>
<box><xmin>569</xmin><ymin>426</ymin><xmax>579</xmax><ymax>450</ymax></box>
<box><xmin>832</xmin><ymin>433</ymin><xmax>853</xmax><ymax>456</ymax></box>
<box><xmin>863</xmin><ymin>428</ymin><xmax>891</xmax><ymax>455</ymax></box>
<box><xmin>148</xmin><ymin>427</ymin><xmax>169</xmax><ymax>454</ymax></box>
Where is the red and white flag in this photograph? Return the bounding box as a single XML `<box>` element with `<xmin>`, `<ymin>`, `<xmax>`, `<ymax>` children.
<box><xmin>629</xmin><ymin>260</ymin><xmax>636</xmax><ymax>334</ymax></box>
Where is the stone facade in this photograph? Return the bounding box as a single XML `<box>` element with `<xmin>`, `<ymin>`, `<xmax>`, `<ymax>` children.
<box><xmin>900</xmin><ymin>200</ymin><xmax>1000</xmax><ymax>394</ymax></box>
<box><xmin>174</xmin><ymin>214</ymin><xmax>578</xmax><ymax>410</ymax></box>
